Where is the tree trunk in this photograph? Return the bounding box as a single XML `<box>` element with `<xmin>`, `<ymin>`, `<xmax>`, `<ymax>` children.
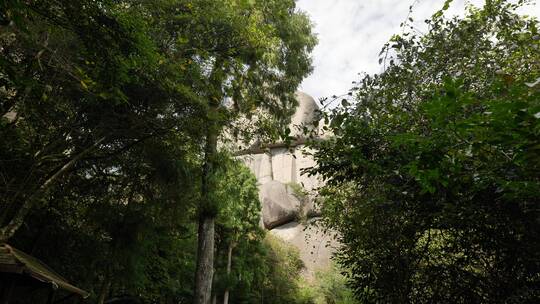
<box><xmin>194</xmin><ymin>216</ymin><xmax>215</xmax><ymax>304</ymax></box>
<box><xmin>211</xmin><ymin>272</ymin><xmax>218</xmax><ymax>304</ymax></box>
<box><xmin>223</xmin><ymin>242</ymin><xmax>234</xmax><ymax>304</ymax></box>
<box><xmin>194</xmin><ymin>109</ymin><xmax>219</xmax><ymax>304</ymax></box>
<box><xmin>194</xmin><ymin>57</ymin><xmax>225</xmax><ymax>304</ymax></box>
<box><xmin>97</xmin><ymin>277</ymin><xmax>111</xmax><ymax>304</ymax></box>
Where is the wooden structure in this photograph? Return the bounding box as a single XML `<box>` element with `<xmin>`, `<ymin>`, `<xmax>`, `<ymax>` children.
<box><xmin>0</xmin><ymin>244</ymin><xmax>89</xmax><ymax>303</ymax></box>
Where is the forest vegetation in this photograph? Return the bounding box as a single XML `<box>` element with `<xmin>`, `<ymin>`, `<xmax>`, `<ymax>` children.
<box><xmin>1</xmin><ymin>0</ymin><xmax>539</xmax><ymax>303</ymax></box>
<box><xmin>309</xmin><ymin>0</ymin><xmax>540</xmax><ymax>303</ymax></box>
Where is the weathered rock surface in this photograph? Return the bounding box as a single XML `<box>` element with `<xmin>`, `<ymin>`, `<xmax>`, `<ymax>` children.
<box><xmin>239</xmin><ymin>91</ymin><xmax>336</xmax><ymax>278</ymax></box>
<box><xmin>240</xmin><ymin>153</ymin><xmax>273</xmax><ymax>184</ymax></box>
<box><xmin>294</xmin><ymin>147</ymin><xmax>321</xmax><ymax>192</ymax></box>
<box><xmin>256</xmin><ymin>153</ymin><xmax>273</xmax><ymax>184</ymax></box>
<box><xmin>271</xmin><ymin>148</ymin><xmax>296</xmax><ymax>184</ymax></box>
<box><xmin>259</xmin><ymin>181</ymin><xmax>300</xmax><ymax>229</ymax></box>
<box><xmin>269</xmin><ymin>219</ymin><xmax>337</xmax><ymax>279</ymax></box>
<box><xmin>290</xmin><ymin>92</ymin><xmax>319</xmax><ymax>137</ymax></box>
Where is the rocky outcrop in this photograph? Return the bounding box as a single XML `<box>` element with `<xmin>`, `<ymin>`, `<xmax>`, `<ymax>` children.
<box><xmin>239</xmin><ymin>91</ymin><xmax>335</xmax><ymax>279</ymax></box>
<box><xmin>270</xmin><ymin>219</ymin><xmax>337</xmax><ymax>278</ymax></box>
<box><xmin>259</xmin><ymin>181</ymin><xmax>300</xmax><ymax>229</ymax></box>
<box><xmin>271</xmin><ymin>148</ymin><xmax>296</xmax><ymax>184</ymax></box>
<box><xmin>289</xmin><ymin>91</ymin><xmax>320</xmax><ymax>137</ymax></box>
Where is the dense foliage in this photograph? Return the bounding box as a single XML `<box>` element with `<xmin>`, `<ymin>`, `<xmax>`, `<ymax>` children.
<box><xmin>310</xmin><ymin>1</ymin><xmax>540</xmax><ymax>303</ymax></box>
<box><xmin>7</xmin><ymin>0</ymin><xmax>539</xmax><ymax>303</ymax></box>
<box><xmin>1</xmin><ymin>0</ymin><xmax>316</xmax><ymax>303</ymax></box>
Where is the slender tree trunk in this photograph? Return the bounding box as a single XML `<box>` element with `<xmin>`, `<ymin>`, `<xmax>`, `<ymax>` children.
<box><xmin>212</xmin><ymin>269</ymin><xmax>217</xmax><ymax>304</ymax></box>
<box><xmin>194</xmin><ymin>110</ymin><xmax>219</xmax><ymax>304</ymax></box>
<box><xmin>223</xmin><ymin>242</ymin><xmax>234</xmax><ymax>304</ymax></box>
<box><xmin>97</xmin><ymin>277</ymin><xmax>111</xmax><ymax>304</ymax></box>
<box><xmin>194</xmin><ymin>215</ymin><xmax>215</xmax><ymax>304</ymax></box>
<box><xmin>194</xmin><ymin>57</ymin><xmax>226</xmax><ymax>304</ymax></box>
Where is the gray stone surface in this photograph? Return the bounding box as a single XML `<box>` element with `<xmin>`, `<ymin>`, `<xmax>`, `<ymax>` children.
<box><xmin>238</xmin><ymin>153</ymin><xmax>272</xmax><ymax>184</ymax></box>
<box><xmin>258</xmin><ymin>153</ymin><xmax>273</xmax><ymax>184</ymax></box>
<box><xmin>271</xmin><ymin>147</ymin><xmax>296</xmax><ymax>184</ymax></box>
<box><xmin>259</xmin><ymin>181</ymin><xmax>300</xmax><ymax>229</ymax></box>
<box><xmin>237</xmin><ymin>91</ymin><xmax>336</xmax><ymax>279</ymax></box>
<box><xmin>270</xmin><ymin>219</ymin><xmax>338</xmax><ymax>279</ymax></box>
<box><xmin>294</xmin><ymin>147</ymin><xmax>321</xmax><ymax>192</ymax></box>
<box><xmin>289</xmin><ymin>92</ymin><xmax>319</xmax><ymax>137</ymax></box>
<box><xmin>269</xmin><ymin>221</ymin><xmax>303</xmax><ymax>241</ymax></box>
<box><xmin>304</xmin><ymin>196</ymin><xmax>322</xmax><ymax>218</ymax></box>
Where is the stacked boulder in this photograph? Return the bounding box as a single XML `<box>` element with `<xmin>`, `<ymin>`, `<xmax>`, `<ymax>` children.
<box><xmin>239</xmin><ymin>92</ymin><xmax>336</xmax><ymax>279</ymax></box>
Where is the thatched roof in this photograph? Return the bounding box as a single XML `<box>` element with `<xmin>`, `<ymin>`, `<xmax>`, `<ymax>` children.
<box><xmin>0</xmin><ymin>244</ymin><xmax>89</xmax><ymax>298</ymax></box>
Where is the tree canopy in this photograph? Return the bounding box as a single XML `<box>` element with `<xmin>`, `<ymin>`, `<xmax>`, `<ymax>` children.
<box><xmin>5</xmin><ymin>0</ymin><xmax>539</xmax><ymax>303</ymax></box>
<box><xmin>1</xmin><ymin>0</ymin><xmax>317</xmax><ymax>303</ymax></box>
<box><xmin>310</xmin><ymin>1</ymin><xmax>540</xmax><ymax>303</ymax></box>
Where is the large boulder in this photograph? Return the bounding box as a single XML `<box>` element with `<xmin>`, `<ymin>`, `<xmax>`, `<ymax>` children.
<box><xmin>294</xmin><ymin>147</ymin><xmax>321</xmax><ymax>192</ymax></box>
<box><xmin>236</xmin><ymin>91</ymin><xmax>337</xmax><ymax>279</ymax></box>
<box><xmin>289</xmin><ymin>92</ymin><xmax>319</xmax><ymax>137</ymax></box>
<box><xmin>240</xmin><ymin>153</ymin><xmax>272</xmax><ymax>184</ymax></box>
<box><xmin>259</xmin><ymin>181</ymin><xmax>300</xmax><ymax>229</ymax></box>
<box><xmin>271</xmin><ymin>147</ymin><xmax>296</xmax><ymax>184</ymax></box>
<box><xmin>256</xmin><ymin>153</ymin><xmax>273</xmax><ymax>184</ymax></box>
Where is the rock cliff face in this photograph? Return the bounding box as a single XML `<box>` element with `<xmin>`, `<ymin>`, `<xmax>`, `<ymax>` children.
<box><xmin>239</xmin><ymin>92</ymin><xmax>336</xmax><ymax>278</ymax></box>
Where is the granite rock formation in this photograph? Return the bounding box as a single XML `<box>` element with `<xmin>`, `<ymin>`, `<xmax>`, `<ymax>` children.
<box><xmin>259</xmin><ymin>180</ymin><xmax>300</xmax><ymax>229</ymax></box>
<box><xmin>239</xmin><ymin>91</ymin><xmax>336</xmax><ymax>278</ymax></box>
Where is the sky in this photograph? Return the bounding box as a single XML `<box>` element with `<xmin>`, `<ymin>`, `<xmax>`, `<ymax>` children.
<box><xmin>295</xmin><ymin>0</ymin><xmax>540</xmax><ymax>102</ymax></box>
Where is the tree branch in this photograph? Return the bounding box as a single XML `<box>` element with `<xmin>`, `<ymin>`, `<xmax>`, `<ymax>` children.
<box><xmin>0</xmin><ymin>136</ymin><xmax>106</xmax><ymax>243</ymax></box>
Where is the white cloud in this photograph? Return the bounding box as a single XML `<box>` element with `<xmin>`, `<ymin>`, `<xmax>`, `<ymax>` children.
<box><xmin>296</xmin><ymin>0</ymin><xmax>540</xmax><ymax>102</ymax></box>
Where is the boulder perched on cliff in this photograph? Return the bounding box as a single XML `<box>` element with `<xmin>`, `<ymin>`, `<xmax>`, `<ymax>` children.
<box><xmin>259</xmin><ymin>181</ymin><xmax>300</xmax><ymax>229</ymax></box>
<box><xmin>238</xmin><ymin>91</ymin><xmax>337</xmax><ymax>279</ymax></box>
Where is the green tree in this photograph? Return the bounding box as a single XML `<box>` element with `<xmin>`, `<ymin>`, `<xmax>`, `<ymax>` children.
<box><xmin>213</xmin><ymin>159</ymin><xmax>262</xmax><ymax>304</ymax></box>
<box><xmin>310</xmin><ymin>1</ymin><xmax>540</xmax><ymax>303</ymax></box>
<box><xmin>166</xmin><ymin>1</ymin><xmax>317</xmax><ymax>302</ymax></box>
<box><xmin>1</xmin><ymin>0</ymin><xmax>204</xmax><ymax>302</ymax></box>
<box><xmin>258</xmin><ymin>234</ymin><xmax>306</xmax><ymax>304</ymax></box>
<box><xmin>1</xmin><ymin>1</ymin><xmax>315</xmax><ymax>303</ymax></box>
<box><xmin>0</xmin><ymin>0</ymin><xmax>206</xmax><ymax>243</ymax></box>
<box><xmin>205</xmin><ymin>158</ymin><xmax>320</xmax><ymax>304</ymax></box>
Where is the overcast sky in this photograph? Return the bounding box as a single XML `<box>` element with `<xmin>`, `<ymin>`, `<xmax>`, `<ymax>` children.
<box><xmin>296</xmin><ymin>0</ymin><xmax>540</xmax><ymax>101</ymax></box>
